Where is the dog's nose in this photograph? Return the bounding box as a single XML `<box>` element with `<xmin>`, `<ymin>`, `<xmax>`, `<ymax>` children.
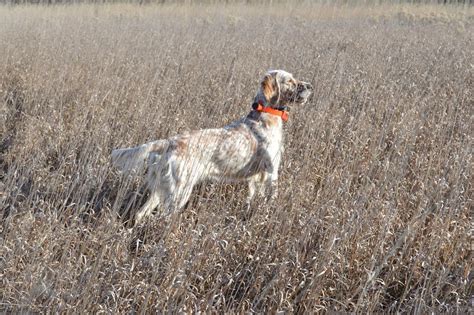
<box><xmin>305</xmin><ymin>83</ymin><xmax>313</xmax><ymax>90</ymax></box>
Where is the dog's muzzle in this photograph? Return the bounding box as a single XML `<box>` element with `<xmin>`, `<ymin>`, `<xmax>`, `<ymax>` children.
<box><xmin>294</xmin><ymin>82</ymin><xmax>313</xmax><ymax>103</ymax></box>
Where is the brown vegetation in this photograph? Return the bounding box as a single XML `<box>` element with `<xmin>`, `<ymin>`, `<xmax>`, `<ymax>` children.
<box><xmin>0</xmin><ymin>3</ymin><xmax>472</xmax><ymax>313</ymax></box>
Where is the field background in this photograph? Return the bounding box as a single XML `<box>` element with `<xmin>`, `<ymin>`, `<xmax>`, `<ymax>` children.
<box><xmin>1</xmin><ymin>1</ymin><xmax>472</xmax><ymax>313</ymax></box>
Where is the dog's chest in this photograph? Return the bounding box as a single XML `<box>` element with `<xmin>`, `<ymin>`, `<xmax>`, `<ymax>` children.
<box><xmin>263</xmin><ymin>124</ymin><xmax>283</xmax><ymax>156</ymax></box>
<box><xmin>250</xmin><ymin>117</ymin><xmax>284</xmax><ymax>158</ymax></box>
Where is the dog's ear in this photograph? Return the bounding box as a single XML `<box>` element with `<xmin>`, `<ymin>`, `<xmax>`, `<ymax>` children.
<box><xmin>261</xmin><ymin>73</ymin><xmax>280</xmax><ymax>106</ymax></box>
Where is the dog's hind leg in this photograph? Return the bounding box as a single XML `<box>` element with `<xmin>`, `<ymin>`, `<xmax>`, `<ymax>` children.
<box><xmin>162</xmin><ymin>180</ymin><xmax>195</xmax><ymax>215</ymax></box>
<box><xmin>176</xmin><ymin>186</ymin><xmax>194</xmax><ymax>211</ymax></box>
<box><xmin>165</xmin><ymin>189</ymin><xmax>193</xmax><ymax>215</ymax></box>
<box><xmin>133</xmin><ymin>152</ymin><xmax>167</xmax><ymax>226</ymax></box>
<box><xmin>135</xmin><ymin>191</ymin><xmax>161</xmax><ymax>226</ymax></box>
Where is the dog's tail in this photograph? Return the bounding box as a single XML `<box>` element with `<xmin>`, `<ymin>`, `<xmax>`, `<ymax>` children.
<box><xmin>111</xmin><ymin>140</ymin><xmax>169</xmax><ymax>174</ymax></box>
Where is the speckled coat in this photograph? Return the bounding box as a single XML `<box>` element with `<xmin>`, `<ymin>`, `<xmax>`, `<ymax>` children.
<box><xmin>112</xmin><ymin>70</ymin><xmax>313</xmax><ymax>226</ymax></box>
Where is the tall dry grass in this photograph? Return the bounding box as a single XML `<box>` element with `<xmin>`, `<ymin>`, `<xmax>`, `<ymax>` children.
<box><xmin>0</xmin><ymin>3</ymin><xmax>472</xmax><ymax>313</ymax></box>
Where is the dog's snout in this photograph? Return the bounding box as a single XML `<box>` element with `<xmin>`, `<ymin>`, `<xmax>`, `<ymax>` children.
<box><xmin>297</xmin><ymin>82</ymin><xmax>313</xmax><ymax>92</ymax></box>
<box><xmin>300</xmin><ymin>82</ymin><xmax>313</xmax><ymax>91</ymax></box>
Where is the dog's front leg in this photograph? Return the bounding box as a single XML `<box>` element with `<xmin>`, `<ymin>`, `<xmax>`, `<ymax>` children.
<box><xmin>246</xmin><ymin>174</ymin><xmax>266</xmax><ymax>209</ymax></box>
<box><xmin>265</xmin><ymin>174</ymin><xmax>279</xmax><ymax>202</ymax></box>
<box><xmin>246</xmin><ymin>179</ymin><xmax>256</xmax><ymax>210</ymax></box>
<box><xmin>266</xmin><ymin>151</ymin><xmax>281</xmax><ymax>202</ymax></box>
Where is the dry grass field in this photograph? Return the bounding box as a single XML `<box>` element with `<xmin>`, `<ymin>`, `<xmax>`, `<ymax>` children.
<box><xmin>0</xmin><ymin>2</ymin><xmax>473</xmax><ymax>313</ymax></box>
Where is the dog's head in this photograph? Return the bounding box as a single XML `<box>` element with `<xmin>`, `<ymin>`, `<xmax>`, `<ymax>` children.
<box><xmin>252</xmin><ymin>70</ymin><xmax>313</xmax><ymax>109</ymax></box>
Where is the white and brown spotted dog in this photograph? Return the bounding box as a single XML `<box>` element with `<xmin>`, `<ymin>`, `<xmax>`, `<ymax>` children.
<box><xmin>112</xmin><ymin>70</ymin><xmax>313</xmax><ymax>226</ymax></box>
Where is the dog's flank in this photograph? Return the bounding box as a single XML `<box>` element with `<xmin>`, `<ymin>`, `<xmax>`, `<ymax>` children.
<box><xmin>112</xmin><ymin>70</ymin><xmax>313</xmax><ymax>226</ymax></box>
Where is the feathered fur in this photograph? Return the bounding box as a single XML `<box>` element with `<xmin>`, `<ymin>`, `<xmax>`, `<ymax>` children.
<box><xmin>112</xmin><ymin>70</ymin><xmax>313</xmax><ymax>226</ymax></box>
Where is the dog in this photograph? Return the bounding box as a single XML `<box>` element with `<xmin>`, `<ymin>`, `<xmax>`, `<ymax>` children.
<box><xmin>112</xmin><ymin>70</ymin><xmax>313</xmax><ymax>226</ymax></box>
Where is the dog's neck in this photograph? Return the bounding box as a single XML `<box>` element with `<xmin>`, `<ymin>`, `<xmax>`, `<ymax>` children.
<box><xmin>251</xmin><ymin>102</ymin><xmax>289</xmax><ymax>122</ymax></box>
<box><xmin>246</xmin><ymin>110</ymin><xmax>286</xmax><ymax>131</ymax></box>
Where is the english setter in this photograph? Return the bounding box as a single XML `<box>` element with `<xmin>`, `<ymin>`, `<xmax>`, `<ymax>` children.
<box><xmin>112</xmin><ymin>70</ymin><xmax>313</xmax><ymax>226</ymax></box>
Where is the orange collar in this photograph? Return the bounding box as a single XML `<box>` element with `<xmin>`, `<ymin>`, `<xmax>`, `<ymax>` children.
<box><xmin>253</xmin><ymin>103</ymin><xmax>289</xmax><ymax>122</ymax></box>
